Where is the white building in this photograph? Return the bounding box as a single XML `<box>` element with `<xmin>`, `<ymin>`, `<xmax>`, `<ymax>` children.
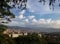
<box><xmin>38</xmin><ymin>34</ymin><xmax>42</xmax><ymax>37</ymax></box>
<box><xmin>9</xmin><ymin>32</ymin><xmax>28</xmax><ymax>38</ymax></box>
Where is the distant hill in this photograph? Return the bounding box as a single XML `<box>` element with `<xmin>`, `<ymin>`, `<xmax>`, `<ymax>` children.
<box><xmin>7</xmin><ymin>26</ymin><xmax>60</xmax><ymax>33</ymax></box>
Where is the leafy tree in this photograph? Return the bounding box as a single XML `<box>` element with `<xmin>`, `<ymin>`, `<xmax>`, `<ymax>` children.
<box><xmin>0</xmin><ymin>25</ymin><xmax>7</xmax><ymax>34</ymax></box>
<box><xmin>13</xmin><ymin>35</ymin><xmax>40</xmax><ymax>44</ymax></box>
<box><xmin>13</xmin><ymin>33</ymin><xmax>47</xmax><ymax>44</ymax></box>
<box><xmin>39</xmin><ymin>0</ymin><xmax>60</xmax><ymax>10</ymax></box>
<box><xmin>0</xmin><ymin>0</ymin><xmax>15</xmax><ymax>23</ymax></box>
<box><xmin>0</xmin><ymin>34</ymin><xmax>15</xmax><ymax>44</ymax></box>
<box><xmin>0</xmin><ymin>0</ymin><xmax>27</xmax><ymax>23</ymax></box>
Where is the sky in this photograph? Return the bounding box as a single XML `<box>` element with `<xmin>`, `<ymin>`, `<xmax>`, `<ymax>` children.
<box><xmin>5</xmin><ymin>0</ymin><xmax>60</xmax><ymax>29</ymax></box>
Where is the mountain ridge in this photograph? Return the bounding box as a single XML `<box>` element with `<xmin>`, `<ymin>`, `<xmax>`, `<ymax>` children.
<box><xmin>7</xmin><ymin>26</ymin><xmax>60</xmax><ymax>33</ymax></box>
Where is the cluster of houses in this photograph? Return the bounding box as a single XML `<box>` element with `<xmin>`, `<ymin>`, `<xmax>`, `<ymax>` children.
<box><xmin>3</xmin><ymin>29</ymin><xmax>28</xmax><ymax>38</ymax></box>
<box><xmin>3</xmin><ymin>29</ymin><xmax>43</xmax><ymax>38</ymax></box>
<box><xmin>3</xmin><ymin>29</ymin><xmax>60</xmax><ymax>42</ymax></box>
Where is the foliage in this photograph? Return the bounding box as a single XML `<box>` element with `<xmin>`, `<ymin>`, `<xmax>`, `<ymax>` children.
<box><xmin>0</xmin><ymin>34</ymin><xmax>15</xmax><ymax>44</ymax></box>
<box><xmin>0</xmin><ymin>0</ymin><xmax>60</xmax><ymax>44</ymax></box>
<box><xmin>0</xmin><ymin>25</ymin><xmax>7</xmax><ymax>33</ymax></box>
<box><xmin>13</xmin><ymin>33</ymin><xmax>47</xmax><ymax>44</ymax></box>
<box><xmin>0</xmin><ymin>0</ymin><xmax>15</xmax><ymax>23</ymax></box>
<box><xmin>39</xmin><ymin>0</ymin><xmax>60</xmax><ymax>10</ymax></box>
<box><xmin>13</xmin><ymin>36</ymin><xmax>40</xmax><ymax>44</ymax></box>
<box><xmin>0</xmin><ymin>0</ymin><xmax>27</xmax><ymax>23</ymax></box>
<box><xmin>1</xmin><ymin>32</ymin><xmax>60</xmax><ymax>44</ymax></box>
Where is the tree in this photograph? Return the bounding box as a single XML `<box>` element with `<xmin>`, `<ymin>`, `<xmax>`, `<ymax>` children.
<box><xmin>0</xmin><ymin>0</ymin><xmax>27</xmax><ymax>23</ymax></box>
<box><xmin>8</xmin><ymin>0</ymin><xmax>60</xmax><ymax>11</ymax></box>
<box><xmin>39</xmin><ymin>0</ymin><xmax>60</xmax><ymax>10</ymax></box>
<box><xmin>13</xmin><ymin>35</ymin><xmax>41</xmax><ymax>44</ymax></box>
<box><xmin>0</xmin><ymin>34</ymin><xmax>15</xmax><ymax>44</ymax></box>
<box><xmin>0</xmin><ymin>0</ymin><xmax>27</xmax><ymax>34</ymax></box>
<box><xmin>13</xmin><ymin>33</ymin><xmax>47</xmax><ymax>44</ymax></box>
<box><xmin>0</xmin><ymin>0</ymin><xmax>14</xmax><ymax>23</ymax></box>
<box><xmin>0</xmin><ymin>25</ymin><xmax>7</xmax><ymax>33</ymax></box>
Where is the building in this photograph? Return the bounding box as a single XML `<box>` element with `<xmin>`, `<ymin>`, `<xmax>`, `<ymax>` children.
<box><xmin>3</xmin><ymin>29</ymin><xmax>28</xmax><ymax>38</ymax></box>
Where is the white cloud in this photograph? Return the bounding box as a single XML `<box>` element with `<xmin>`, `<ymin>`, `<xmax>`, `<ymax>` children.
<box><xmin>27</xmin><ymin>0</ymin><xmax>52</xmax><ymax>14</ymax></box>
<box><xmin>26</xmin><ymin>18</ymin><xmax>60</xmax><ymax>28</ymax></box>
<box><xmin>5</xmin><ymin>21</ymin><xmax>19</xmax><ymax>26</ymax></box>
<box><xmin>5</xmin><ymin>17</ymin><xmax>60</xmax><ymax>28</ymax></box>
<box><xmin>27</xmin><ymin>4</ymin><xmax>35</xmax><ymax>12</ymax></box>
<box><xmin>18</xmin><ymin>14</ymin><xmax>25</xmax><ymax>19</ymax></box>
<box><xmin>27</xmin><ymin>0</ymin><xmax>60</xmax><ymax>15</ymax></box>
<box><xmin>23</xmin><ymin>19</ymin><xmax>29</xmax><ymax>23</ymax></box>
<box><xmin>32</xmin><ymin>18</ymin><xmax>37</xmax><ymax>23</ymax></box>
<box><xmin>19</xmin><ymin>10</ymin><xmax>26</xmax><ymax>15</ymax></box>
<box><xmin>28</xmin><ymin>15</ymin><xmax>35</xmax><ymax>19</ymax></box>
<box><xmin>18</xmin><ymin>10</ymin><xmax>26</xmax><ymax>19</ymax></box>
<box><xmin>27</xmin><ymin>19</ymin><xmax>52</xmax><ymax>28</ymax></box>
<box><xmin>5</xmin><ymin>20</ymin><xmax>26</xmax><ymax>27</ymax></box>
<box><xmin>52</xmin><ymin>20</ymin><xmax>60</xmax><ymax>28</ymax></box>
<box><xmin>38</xmin><ymin>19</ymin><xmax>52</xmax><ymax>24</ymax></box>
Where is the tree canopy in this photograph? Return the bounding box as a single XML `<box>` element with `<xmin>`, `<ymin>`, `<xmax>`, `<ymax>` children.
<box><xmin>39</xmin><ymin>0</ymin><xmax>60</xmax><ymax>10</ymax></box>
<box><xmin>0</xmin><ymin>34</ymin><xmax>15</xmax><ymax>44</ymax></box>
<box><xmin>0</xmin><ymin>0</ymin><xmax>27</xmax><ymax>23</ymax></box>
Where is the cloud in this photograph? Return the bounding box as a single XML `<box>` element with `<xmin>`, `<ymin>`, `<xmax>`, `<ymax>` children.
<box><xmin>27</xmin><ymin>0</ymin><xmax>51</xmax><ymax>14</ymax></box>
<box><xmin>30</xmin><ymin>18</ymin><xmax>52</xmax><ymax>24</ymax></box>
<box><xmin>27</xmin><ymin>3</ymin><xmax>35</xmax><ymax>12</ymax></box>
<box><xmin>18</xmin><ymin>14</ymin><xmax>25</xmax><ymax>19</ymax></box>
<box><xmin>52</xmin><ymin>20</ymin><xmax>60</xmax><ymax>28</ymax></box>
<box><xmin>25</xmin><ymin>18</ymin><xmax>60</xmax><ymax>28</ymax></box>
<box><xmin>27</xmin><ymin>19</ymin><xmax>53</xmax><ymax>28</ymax></box>
<box><xmin>32</xmin><ymin>18</ymin><xmax>37</xmax><ymax>23</ymax></box>
<box><xmin>28</xmin><ymin>15</ymin><xmax>35</xmax><ymax>19</ymax></box>
<box><xmin>5</xmin><ymin>19</ymin><xmax>26</xmax><ymax>27</ymax></box>
<box><xmin>5</xmin><ymin>17</ymin><xmax>60</xmax><ymax>29</ymax></box>
<box><xmin>18</xmin><ymin>10</ymin><xmax>26</xmax><ymax>19</ymax></box>
<box><xmin>23</xmin><ymin>19</ymin><xmax>29</xmax><ymax>23</ymax></box>
<box><xmin>38</xmin><ymin>19</ymin><xmax>52</xmax><ymax>24</ymax></box>
<box><xmin>27</xmin><ymin>0</ymin><xmax>60</xmax><ymax>15</ymax></box>
<box><xmin>5</xmin><ymin>0</ymin><xmax>60</xmax><ymax>29</ymax></box>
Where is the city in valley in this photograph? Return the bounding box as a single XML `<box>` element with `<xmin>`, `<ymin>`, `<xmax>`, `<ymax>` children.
<box><xmin>3</xmin><ymin>28</ymin><xmax>60</xmax><ymax>39</ymax></box>
<box><xmin>1</xmin><ymin>0</ymin><xmax>60</xmax><ymax>44</ymax></box>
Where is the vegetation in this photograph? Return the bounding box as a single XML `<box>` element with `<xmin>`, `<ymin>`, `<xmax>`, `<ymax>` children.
<box><xmin>0</xmin><ymin>0</ymin><xmax>27</xmax><ymax>24</ymax></box>
<box><xmin>0</xmin><ymin>0</ymin><xmax>15</xmax><ymax>23</ymax></box>
<box><xmin>0</xmin><ymin>34</ymin><xmax>15</xmax><ymax>44</ymax></box>
<box><xmin>39</xmin><ymin>0</ymin><xmax>60</xmax><ymax>10</ymax></box>
<box><xmin>1</xmin><ymin>32</ymin><xmax>60</xmax><ymax>44</ymax></box>
<box><xmin>12</xmin><ymin>33</ymin><xmax>60</xmax><ymax>44</ymax></box>
<box><xmin>0</xmin><ymin>0</ymin><xmax>60</xmax><ymax>44</ymax></box>
<box><xmin>0</xmin><ymin>25</ymin><xmax>8</xmax><ymax>34</ymax></box>
<box><xmin>13</xmin><ymin>33</ymin><xmax>46</xmax><ymax>44</ymax></box>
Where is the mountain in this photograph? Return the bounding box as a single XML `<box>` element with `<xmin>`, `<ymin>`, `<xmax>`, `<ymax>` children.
<box><xmin>7</xmin><ymin>26</ymin><xmax>60</xmax><ymax>33</ymax></box>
